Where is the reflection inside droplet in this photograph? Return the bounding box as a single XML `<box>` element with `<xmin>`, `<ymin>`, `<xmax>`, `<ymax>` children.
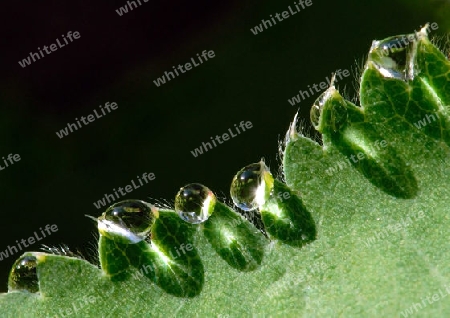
<box><xmin>310</xmin><ymin>89</ymin><xmax>331</xmax><ymax>129</ymax></box>
<box><xmin>175</xmin><ymin>183</ymin><xmax>216</xmax><ymax>224</ymax></box>
<box><xmin>369</xmin><ymin>35</ymin><xmax>415</xmax><ymax>80</ymax></box>
<box><xmin>8</xmin><ymin>255</ymin><xmax>39</xmax><ymax>293</ymax></box>
<box><xmin>103</xmin><ymin>200</ymin><xmax>153</xmax><ymax>235</ymax></box>
<box><xmin>230</xmin><ymin>162</ymin><xmax>269</xmax><ymax>211</ymax></box>
<box><xmin>310</xmin><ymin>104</ymin><xmax>322</xmax><ymax>128</ymax></box>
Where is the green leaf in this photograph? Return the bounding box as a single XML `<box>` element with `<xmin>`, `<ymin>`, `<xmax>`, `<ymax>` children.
<box><xmin>260</xmin><ymin>179</ymin><xmax>316</xmax><ymax>246</ymax></box>
<box><xmin>1</xmin><ymin>26</ymin><xmax>450</xmax><ymax>317</ymax></box>
<box><xmin>203</xmin><ymin>201</ymin><xmax>268</xmax><ymax>271</ymax></box>
<box><xmin>99</xmin><ymin>209</ymin><xmax>204</xmax><ymax>297</ymax></box>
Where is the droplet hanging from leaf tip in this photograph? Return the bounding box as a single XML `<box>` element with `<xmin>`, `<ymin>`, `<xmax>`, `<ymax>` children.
<box><xmin>230</xmin><ymin>161</ymin><xmax>273</xmax><ymax>211</ymax></box>
<box><xmin>175</xmin><ymin>183</ymin><xmax>216</xmax><ymax>224</ymax></box>
<box><xmin>105</xmin><ymin>200</ymin><xmax>154</xmax><ymax>231</ymax></box>
<box><xmin>8</xmin><ymin>255</ymin><xmax>39</xmax><ymax>293</ymax></box>
<box><xmin>368</xmin><ymin>34</ymin><xmax>417</xmax><ymax>80</ymax></box>
<box><xmin>310</xmin><ymin>104</ymin><xmax>322</xmax><ymax>128</ymax></box>
<box><xmin>310</xmin><ymin>86</ymin><xmax>337</xmax><ymax>131</ymax></box>
<box><xmin>98</xmin><ymin>199</ymin><xmax>154</xmax><ymax>243</ymax></box>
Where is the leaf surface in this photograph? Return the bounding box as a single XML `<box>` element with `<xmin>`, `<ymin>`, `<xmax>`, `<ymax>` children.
<box><xmin>1</xmin><ymin>28</ymin><xmax>449</xmax><ymax>318</ymax></box>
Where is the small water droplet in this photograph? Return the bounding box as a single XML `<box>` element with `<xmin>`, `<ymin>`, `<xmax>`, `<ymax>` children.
<box><xmin>8</xmin><ymin>255</ymin><xmax>39</xmax><ymax>293</ymax></box>
<box><xmin>175</xmin><ymin>183</ymin><xmax>216</xmax><ymax>224</ymax></box>
<box><xmin>310</xmin><ymin>104</ymin><xmax>322</xmax><ymax>128</ymax></box>
<box><xmin>104</xmin><ymin>200</ymin><xmax>153</xmax><ymax>235</ymax></box>
<box><xmin>230</xmin><ymin>162</ymin><xmax>271</xmax><ymax>211</ymax></box>
<box><xmin>311</xmin><ymin>87</ymin><xmax>348</xmax><ymax>133</ymax></box>
<box><xmin>310</xmin><ymin>89</ymin><xmax>330</xmax><ymax>128</ymax></box>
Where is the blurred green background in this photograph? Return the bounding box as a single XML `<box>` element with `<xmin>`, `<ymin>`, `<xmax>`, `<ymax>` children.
<box><xmin>0</xmin><ymin>0</ymin><xmax>448</xmax><ymax>292</ymax></box>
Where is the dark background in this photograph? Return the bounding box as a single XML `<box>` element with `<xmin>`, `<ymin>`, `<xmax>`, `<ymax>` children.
<box><xmin>0</xmin><ymin>0</ymin><xmax>448</xmax><ymax>292</ymax></box>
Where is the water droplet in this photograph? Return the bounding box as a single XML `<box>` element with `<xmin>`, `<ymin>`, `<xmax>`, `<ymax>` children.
<box><xmin>310</xmin><ymin>89</ymin><xmax>329</xmax><ymax>128</ymax></box>
<box><xmin>8</xmin><ymin>255</ymin><xmax>39</xmax><ymax>293</ymax></box>
<box><xmin>230</xmin><ymin>162</ymin><xmax>272</xmax><ymax>211</ymax></box>
<box><xmin>369</xmin><ymin>35</ymin><xmax>415</xmax><ymax>80</ymax></box>
<box><xmin>310</xmin><ymin>104</ymin><xmax>322</xmax><ymax>128</ymax></box>
<box><xmin>104</xmin><ymin>200</ymin><xmax>153</xmax><ymax>235</ymax></box>
<box><xmin>175</xmin><ymin>183</ymin><xmax>216</xmax><ymax>224</ymax></box>
<box><xmin>311</xmin><ymin>87</ymin><xmax>348</xmax><ymax>133</ymax></box>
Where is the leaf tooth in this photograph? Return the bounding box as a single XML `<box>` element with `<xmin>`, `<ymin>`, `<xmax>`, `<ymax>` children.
<box><xmin>318</xmin><ymin>88</ymin><xmax>418</xmax><ymax>199</ymax></box>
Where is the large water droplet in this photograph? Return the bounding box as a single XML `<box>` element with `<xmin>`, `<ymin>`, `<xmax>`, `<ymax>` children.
<box><xmin>230</xmin><ymin>162</ymin><xmax>270</xmax><ymax>211</ymax></box>
<box><xmin>175</xmin><ymin>183</ymin><xmax>216</xmax><ymax>224</ymax></box>
<box><xmin>369</xmin><ymin>35</ymin><xmax>415</xmax><ymax>80</ymax></box>
<box><xmin>104</xmin><ymin>200</ymin><xmax>153</xmax><ymax>235</ymax></box>
<box><xmin>8</xmin><ymin>255</ymin><xmax>39</xmax><ymax>293</ymax></box>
